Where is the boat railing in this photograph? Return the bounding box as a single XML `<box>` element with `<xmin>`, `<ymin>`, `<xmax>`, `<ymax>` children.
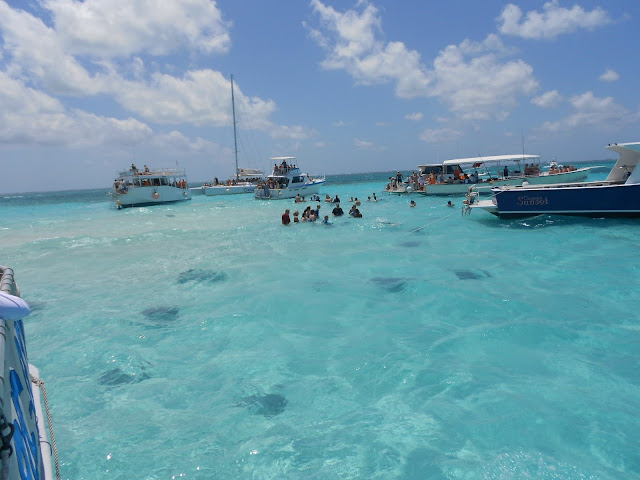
<box><xmin>0</xmin><ymin>265</ymin><xmax>19</xmax><ymax>296</ymax></box>
<box><xmin>0</xmin><ymin>267</ymin><xmax>57</xmax><ymax>480</ymax></box>
<box><xmin>118</xmin><ymin>168</ymin><xmax>188</xmax><ymax>178</ymax></box>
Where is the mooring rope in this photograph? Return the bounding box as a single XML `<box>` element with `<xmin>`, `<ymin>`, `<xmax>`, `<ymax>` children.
<box><xmin>30</xmin><ymin>374</ymin><xmax>61</xmax><ymax>480</ymax></box>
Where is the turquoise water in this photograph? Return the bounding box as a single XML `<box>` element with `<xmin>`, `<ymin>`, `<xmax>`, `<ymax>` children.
<box><xmin>3</xmin><ymin>166</ymin><xmax>640</xmax><ymax>479</ymax></box>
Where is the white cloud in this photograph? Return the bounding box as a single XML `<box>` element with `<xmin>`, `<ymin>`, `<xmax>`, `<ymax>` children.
<box><xmin>308</xmin><ymin>0</ymin><xmax>430</xmax><ymax>98</ymax></box>
<box><xmin>540</xmin><ymin>91</ymin><xmax>638</xmax><ymax>132</ymax></box>
<box><xmin>405</xmin><ymin>112</ymin><xmax>423</xmax><ymax>122</ymax></box>
<box><xmin>599</xmin><ymin>69</ymin><xmax>619</xmax><ymax>82</ymax></box>
<box><xmin>269</xmin><ymin>124</ymin><xmax>315</xmax><ymax>140</ymax></box>
<box><xmin>0</xmin><ymin>1</ymin><xmax>298</xmax><ymax>141</ymax></box>
<box><xmin>430</xmin><ymin>35</ymin><xmax>539</xmax><ymax>120</ymax></box>
<box><xmin>354</xmin><ymin>138</ymin><xmax>375</xmax><ymax>149</ymax></box>
<box><xmin>0</xmin><ymin>71</ymin><xmax>152</xmax><ymax>147</ymax></box>
<box><xmin>498</xmin><ymin>1</ymin><xmax>611</xmax><ymax>40</ymax></box>
<box><xmin>45</xmin><ymin>0</ymin><xmax>231</xmax><ymax>57</ymax></box>
<box><xmin>531</xmin><ymin>90</ymin><xmax>562</xmax><ymax>108</ymax></box>
<box><xmin>419</xmin><ymin>127</ymin><xmax>463</xmax><ymax>144</ymax></box>
<box><xmin>308</xmin><ymin>2</ymin><xmax>538</xmax><ymax>121</ymax></box>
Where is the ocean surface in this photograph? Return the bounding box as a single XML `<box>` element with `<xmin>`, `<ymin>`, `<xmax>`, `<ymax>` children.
<box><xmin>3</xmin><ymin>164</ymin><xmax>640</xmax><ymax>480</ymax></box>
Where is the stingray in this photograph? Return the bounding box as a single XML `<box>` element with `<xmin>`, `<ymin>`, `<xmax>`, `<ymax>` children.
<box><xmin>371</xmin><ymin>277</ymin><xmax>409</xmax><ymax>293</ymax></box>
<box><xmin>141</xmin><ymin>306</ymin><xmax>180</xmax><ymax>323</ymax></box>
<box><xmin>177</xmin><ymin>269</ymin><xmax>228</xmax><ymax>285</ymax></box>
<box><xmin>454</xmin><ymin>270</ymin><xmax>490</xmax><ymax>280</ymax></box>
<box><xmin>398</xmin><ymin>241</ymin><xmax>421</xmax><ymax>248</ymax></box>
<box><xmin>98</xmin><ymin>367</ymin><xmax>150</xmax><ymax>386</ymax></box>
<box><xmin>239</xmin><ymin>393</ymin><xmax>288</xmax><ymax>417</ymax></box>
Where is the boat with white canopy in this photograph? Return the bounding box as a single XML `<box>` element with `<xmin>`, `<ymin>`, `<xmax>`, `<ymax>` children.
<box><xmin>409</xmin><ymin>154</ymin><xmax>591</xmax><ymax>196</ymax></box>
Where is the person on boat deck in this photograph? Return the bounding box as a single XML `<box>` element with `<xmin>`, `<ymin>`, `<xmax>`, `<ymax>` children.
<box><xmin>130</xmin><ymin>163</ymin><xmax>138</xmax><ymax>173</ymax></box>
<box><xmin>293</xmin><ymin>211</ymin><xmax>300</xmax><ymax>223</ymax></box>
<box><xmin>503</xmin><ymin>165</ymin><xmax>509</xmax><ymax>177</ymax></box>
<box><xmin>214</xmin><ymin>177</ymin><xmax>219</xmax><ymax>185</ymax></box>
<box><xmin>281</xmin><ymin>159</ymin><xmax>288</xmax><ymax>170</ymax></box>
<box><xmin>144</xmin><ymin>165</ymin><xmax>150</xmax><ymax>174</ymax></box>
<box><xmin>454</xmin><ymin>167</ymin><xmax>462</xmax><ymax>180</ymax></box>
<box><xmin>282</xmin><ymin>209</ymin><xmax>291</xmax><ymax>225</ymax></box>
<box><xmin>396</xmin><ymin>171</ymin><xmax>403</xmax><ymax>182</ymax></box>
<box><xmin>410</xmin><ymin>200</ymin><xmax>416</xmax><ymax>207</ymax></box>
<box><xmin>332</xmin><ymin>203</ymin><xmax>344</xmax><ymax>216</ymax></box>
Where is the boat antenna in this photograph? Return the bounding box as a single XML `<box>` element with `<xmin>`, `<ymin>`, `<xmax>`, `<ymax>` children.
<box><xmin>231</xmin><ymin>74</ymin><xmax>239</xmax><ymax>181</ymax></box>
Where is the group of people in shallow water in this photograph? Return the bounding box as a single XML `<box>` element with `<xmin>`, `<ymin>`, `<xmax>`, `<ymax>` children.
<box><xmin>283</xmin><ymin>193</ymin><xmax>382</xmax><ymax>225</ymax></box>
<box><xmin>281</xmin><ymin>191</ymin><xmax>463</xmax><ymax>225</ymax></box>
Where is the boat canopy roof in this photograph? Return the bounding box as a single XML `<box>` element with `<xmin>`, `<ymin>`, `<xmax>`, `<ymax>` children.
<box><xmin>271</xmin><ymin>156</ymin><xmax>296</xmax><ymax>161</ymax></box>
<box><xmin>442</xmin><ymin>154</ymin><xmax>540</xmax><ymax>166</ymax></box>
<box><xmin>237</xmin><ymin>168</ymin><xmax>264</xmax><ymax>176</ymax></box>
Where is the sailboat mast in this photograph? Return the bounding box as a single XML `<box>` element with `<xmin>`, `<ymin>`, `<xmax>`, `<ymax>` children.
<box><xmin>231</xmin><ymin>74</ymin><xmax>239</xmax><ymax>180</ymax></box>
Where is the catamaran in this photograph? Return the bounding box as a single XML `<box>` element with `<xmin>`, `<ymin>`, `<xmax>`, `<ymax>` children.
<box><xmin>204</xmin><ymin>75</ymin><xmax>264</xmax><ymax>196</ymax></box>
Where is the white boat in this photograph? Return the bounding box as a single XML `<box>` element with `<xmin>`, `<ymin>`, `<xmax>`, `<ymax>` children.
<box><xmin>1</xmin><ymin>266</ymin><xmax>56</xmax><ymax>480</ymax></box>
<box><xmin>254</xmin><ymin>157</ymin><xmax>325</xmax><ymax>200</ymax></box>
<box><xmin>112</xmin><ymin>165</ymin><xmax>191</xmax><ymax>208</ymax></box>
<box><xmin>204</xmin><ymin>75</ymin><xmax>264</xmax><ymax>196</ymax></box>
<box><xmin>410</xmin><ymin>154</ymin><xmax>592</xmax><ymax>196</ymax></box>
<box><xmin>203</xmin><ymin>168</ymin><xmax>264</xmax><ymax>196</ymax></box>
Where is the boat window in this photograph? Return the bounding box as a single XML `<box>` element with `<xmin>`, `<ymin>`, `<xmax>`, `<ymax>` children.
<box><xmin>445</xmin><ymin>165</ymin><xmax>457</xmax><ymax>174</ymax></box>
<box><xmin>161</xmin><ymin>178</ymin><xmax>167</xmax><ymax>186</ymax></box>
<box><xmin>292</xmin><ymin>176</ymin><xmax>305</xmax><ymax>183</ymax></box>
<box><xmin>420</xmin><ymin>166</ymin><xmax>442</xmax><ymax>175</ymax></box>
<box><xmin>153</xmin><ymin>178</ymin><xmax>160</xmax><ymax>186</ymax></box>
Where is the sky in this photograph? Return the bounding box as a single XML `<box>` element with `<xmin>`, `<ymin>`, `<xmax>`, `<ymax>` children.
<box><xmin>1</xmin><ymin>0</ymin><xmax>639</xmax><ymax>193</ymax></box>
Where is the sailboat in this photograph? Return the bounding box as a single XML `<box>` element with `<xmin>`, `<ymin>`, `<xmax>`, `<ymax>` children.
<box><xmin>204</xmin><ymin>75</ymin><xmax>264</xmax><ymax>196</ymax></box>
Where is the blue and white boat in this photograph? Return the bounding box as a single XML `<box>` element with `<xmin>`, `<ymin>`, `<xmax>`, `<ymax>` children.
<box><xmin>0</xmin><ymin>266</ymin><xmax>56</xmax><ymax>480</ymax></box>
<box><xmin>254</xmin><ymin>157</ymin><xmax>325</xmax><ymax>200</ymax></box>
<box><xmin>470</xmin><ymin>142</ymin><xmax>640</xmax><ymax>218</ymax></box>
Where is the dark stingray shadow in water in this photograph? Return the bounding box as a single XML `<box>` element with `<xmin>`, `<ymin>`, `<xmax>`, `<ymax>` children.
<box><xmin>98</xmin><ymin>367</ymin><xmax>151</xmax><ymax>386</ymax></box>
<box><xmin>454</xmin><ymin>269</ymin><xmax>491</xmax><ymax>280</ymax></box>
<box><xmin>165</xmin><ymin>214</ymin><xmax>176</xmax><ymax>217</ymax></box>
<box><xmin>398</xmin><ymin>240</ymin><xmax>421</xmax><ymax>248</ymax></box>
<box><xmin>177</xmin><ymin>269</ymin><xmax>228</xmax><ymax>285</ymax></box>
<box><xmin>238</xmin><ymin>393</ymin><xmax>288</xmax><ymax>417</ymax></box>
<box><xmin>371</xmin><ymin>277</ymin><xmax>410</xmax><ymax>293</ymax></box>
<box><xmin>141</xmin><ymin>306</ymin><xmax>180</xmax><ymax>323</ymax></box>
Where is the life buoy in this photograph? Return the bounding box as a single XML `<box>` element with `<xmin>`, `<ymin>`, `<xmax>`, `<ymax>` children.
<box><xmin>153</xmin><ymin>192</ymin><xmax>160</xmax><ymax>200</ymax></box>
